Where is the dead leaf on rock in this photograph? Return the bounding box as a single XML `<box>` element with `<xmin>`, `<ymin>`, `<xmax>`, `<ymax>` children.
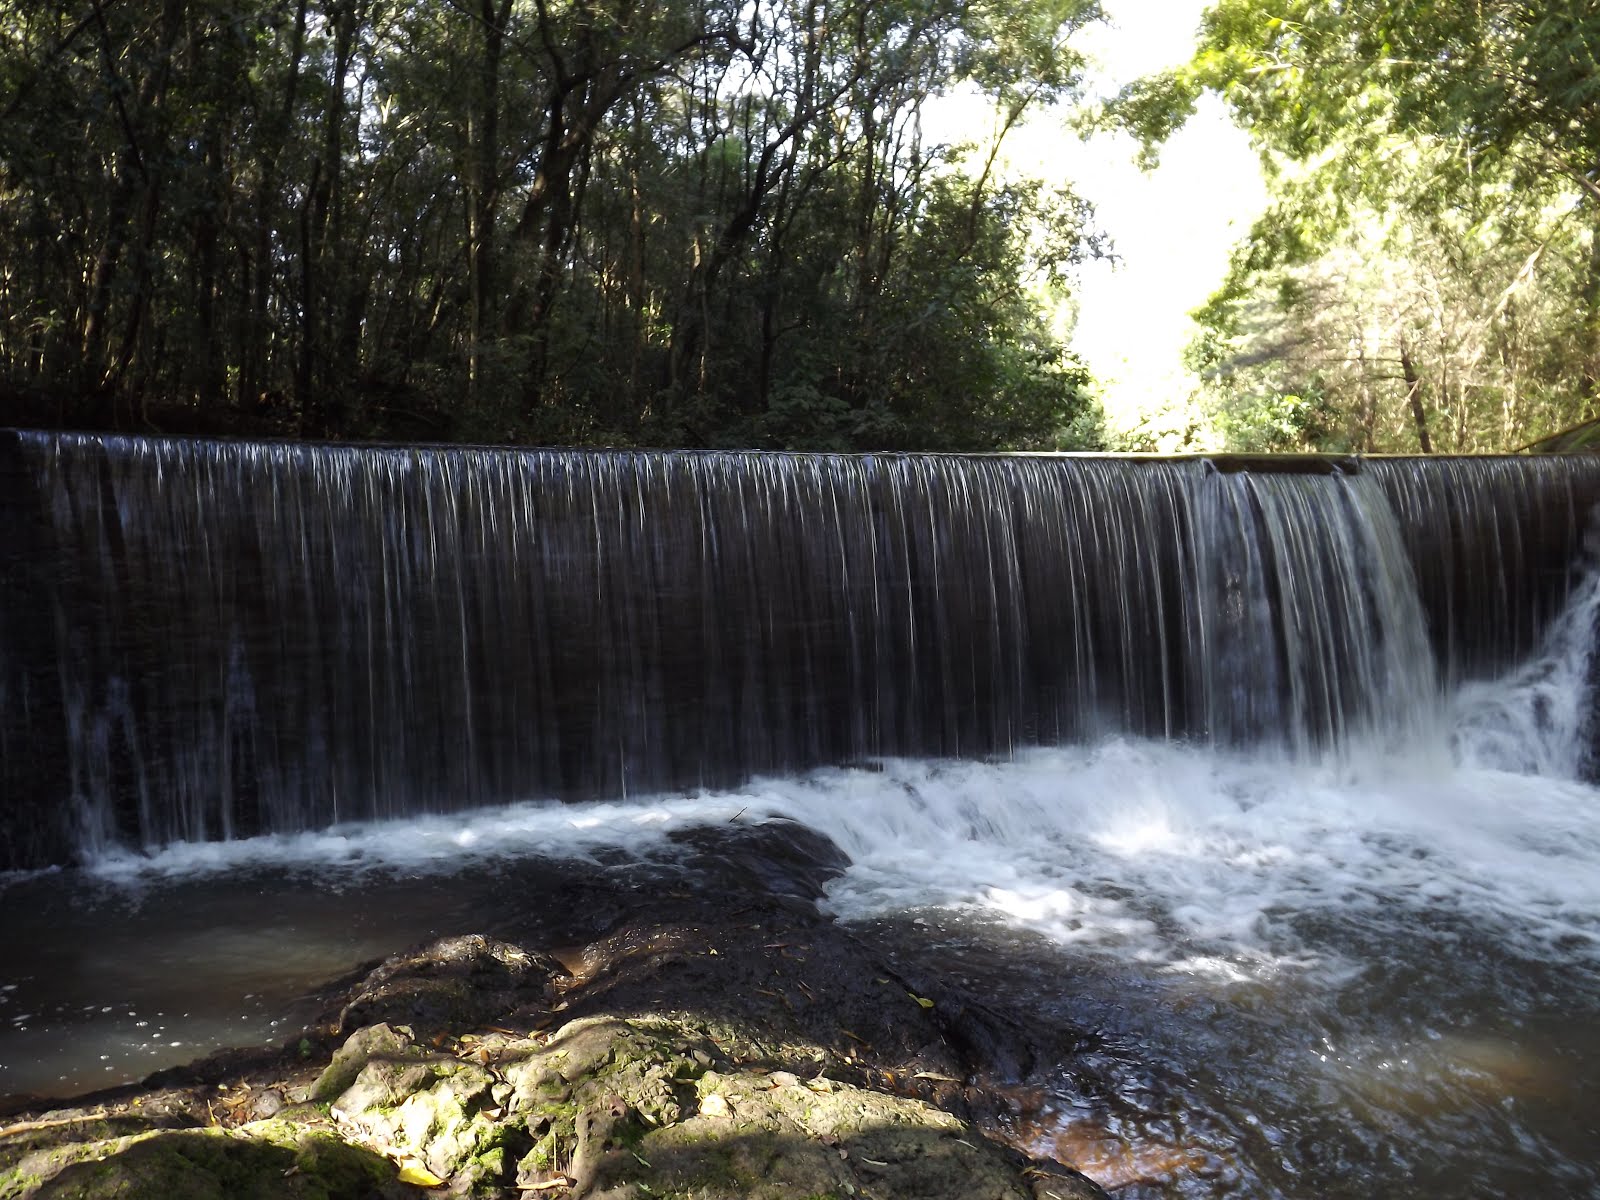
<box><xmin>396</xmin><ymin>1160</ymin><xmax>446</xmax><ymax>1188</ymax></box>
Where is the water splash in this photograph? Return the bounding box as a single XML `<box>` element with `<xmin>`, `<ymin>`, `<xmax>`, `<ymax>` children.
<box><xmin>1451</xmin><ymin>541</ymin><xmax>1600</xmax><ymax>778</ymax></box>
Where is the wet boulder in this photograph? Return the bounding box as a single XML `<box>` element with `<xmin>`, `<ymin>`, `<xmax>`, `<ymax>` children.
<box><xmin>335</xmin><ymin>935</ymin><xmax>569</xmax><ymax>1036</ymax></box>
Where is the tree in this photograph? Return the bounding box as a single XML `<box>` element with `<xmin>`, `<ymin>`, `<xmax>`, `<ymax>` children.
<box><xmin>0</xmin><ymin>0</ymin><xmax>1110</xmax><ymax>451</ymax></box>
<box><xmin>1188</xmin><ymin>167</ymin><xmax>1594</xmax><ymax>452</ymax></box>
<box><xmin>1112</xmin><ymin>0</ymin><xmax>1600</xmax><ymax>450</ymax></box>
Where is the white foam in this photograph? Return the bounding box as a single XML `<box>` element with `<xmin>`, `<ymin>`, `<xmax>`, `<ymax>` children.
<box><xmin>79</xmin><ymin>795</ymin><xmax>749</xmax><ymax>883</ymax></box>
<box><xmin>76</xmin><ymin>727</ymin><xmax>1600</xmax><ymax>985</ymax></box>
<box><xmin>66</xmin><ymin>567</ymin><xmax>1600</xmax><ymax>988</ymax></box>
<box><xmin>1452</xmin><ymin>558</ymin><xmax>1600</xmax><ymax>778</ymax></box>
<box><xmin>715</xmin><ymin>740</ymin><xmax>1598</xmax><ymax>974</ymax></box>
<box><xmin>64</xmin><ymin>737</ymin><xmax>1600</xmax><ymax>985</ymax></box>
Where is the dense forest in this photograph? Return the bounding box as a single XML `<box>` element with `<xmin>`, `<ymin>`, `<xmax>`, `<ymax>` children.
<box><xmin>3</xmin><ymin>2</ymin><xmax>1598</xmax><ymax>453</ymax></box>
<box><xmin>0</xmin><ymin>0</ymin><xmax>1104</xmax><ymax>450</ymax></box>
<box><xmin>1117</xmin><ymin>0</ymin><xmax>1600</xmax><ymax>454</ymax></box>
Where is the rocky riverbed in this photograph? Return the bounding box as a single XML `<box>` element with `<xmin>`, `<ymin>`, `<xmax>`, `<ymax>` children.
<box><xmin>0</xmin><ymin>822</ymin><xmax>1110</xmax><ymax>1200</ymax></box>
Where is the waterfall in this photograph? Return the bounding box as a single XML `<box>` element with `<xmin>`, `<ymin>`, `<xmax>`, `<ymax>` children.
<box><xmin>4</xmin><ymin>431</ymin><xmax>1600</xmax><ymax>868</ymax></box>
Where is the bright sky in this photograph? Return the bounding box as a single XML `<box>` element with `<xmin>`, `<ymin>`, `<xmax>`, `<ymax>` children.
<box><xmin>933</xmin><ymin>0</ymin><xmax>1270</xmax><ymax>442</ymax></box>
<box><xmin>1069</xmin><ymin>1</ymin><xmax>1269</xmax><ymax>436</ymax></box>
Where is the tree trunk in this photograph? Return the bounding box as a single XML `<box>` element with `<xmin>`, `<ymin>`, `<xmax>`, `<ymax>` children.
<box><xmin>466</xmin><ymin>0</ymin><xmax>513</xmax><ymax>403</ymax></box>
<box><xmin>1400</xmin><ymin>336</ymin><xmax>1433</xmax><ymax>453</ymax></box>
<box><xmin>247</xmin><ymin>0</ymin><xmax>308</xmax><ymax>408</ymax></box>
<box><xmin>1355</xmin><ymin>334</ymin><xmax>1376</xmax><ymax>452</ymax></box>
<box><xmin>82</xmin><ymin>0</ymin><xmax>180</xmax><ymax>388</ymax></box>
<box><xmin>194</xmin><ymin>123</ymin><xmax>225</xmax><ymax>408</ymax></box>
<box><xmin>298</xmin><ymin>0</ymin><xmax>360</xmax><ymax>433</ymax></box>
<box><xmin>1581</xmin><ymin>216</ymin><xmax>1600</xmax><ymax>417</ymax></box>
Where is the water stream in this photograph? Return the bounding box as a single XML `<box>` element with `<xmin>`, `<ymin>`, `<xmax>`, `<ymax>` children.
<box><xmin>3</xmin><ymin>433</ymin><xmax>1600</xmax><ymax>1194</ymax></box>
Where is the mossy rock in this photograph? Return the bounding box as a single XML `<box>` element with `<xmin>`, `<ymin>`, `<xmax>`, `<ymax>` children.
<box><xmin>493</xmin><ymin>1017</ymin><xmax>1103</xmax><ymax>1200</ymax></box>
<box><xmin>310</xmin><ymin>1024</ymin><xmax>426</xmax><ymax>1104</ymax></box>
<box><xmin>322</xmin><ymin>1027</ymin><xmax>514</xmax><ymax>1191</ymax></box>
<box><xmin>603</xmin><ymin>1067</ymin><xmax>1100</xmax><ymax>1200</ymax></box>
<box><xmin>2</xmin><ymin>1115</ymin><xmax>177</xmax><ymax>1200</ymax></box>
<box><xmin>7</xmin><ymin>930</ymin><xmax>1111</xmax><ymax>1200</ymax></box>
<box><xmin>2</xmin><ymin>1122</ymin><xmax>403</xmax><ymax>1200</ymax></box>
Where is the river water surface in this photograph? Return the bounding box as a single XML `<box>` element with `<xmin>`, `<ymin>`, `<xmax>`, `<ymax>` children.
<box><xmin>4</xmin><ymin>685</ymin><xmax>1599</xmax><ymax>1196</ymax></box>
<box><xmin>4</xmin><ymin>443</ymin><xmax>1600</xmax><ymax>1196</ymax></box>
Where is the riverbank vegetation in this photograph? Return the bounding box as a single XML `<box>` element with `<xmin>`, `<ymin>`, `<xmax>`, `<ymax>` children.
<box><xmin>3</xmin><ymin>2</ymin><xmax>1598</xmax><ymax>454</ymax></box>
<box><xmin>1114</xmin><ymin>0</ymin><xmax>1600</xmax><ymax>453</ymax></box>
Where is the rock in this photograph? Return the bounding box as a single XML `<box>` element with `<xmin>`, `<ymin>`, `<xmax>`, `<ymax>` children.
<box><xmin>334</xmin><ymin>935</ymin><xmax>569</xmax><ymax>1037</ymax></box>
<box><xmin>552</xmin><ymin>1027</ymin><xmax>1098</xmax><ymax>1200</ymax></box>
<box><xmin>1</xmin><ymin>922</ymin><xmax>1114</xmax><ymax>1200</ymax></box>
<box><xmin>328</xmin><ymin>1042</ymin><xmax>508</xmax><ymax>1191</ymax></box>
<box><xmin>500</xmin><ymin>1016</ymin><xmax>707</xmax><ymax>1130</ymax></box>
<box><xmin>698</xmin><ymin>1092</ymin><xmax>731</xmax><ymax>1118</ymax></box>
<box><xmin>0</xmin><ymin>1117</ymin><xmax>401</xmax><ymax>1200</ymax></box>
<box><xmin>245</xmin><ymin>1090</ymin><xmax>285</xmax><ymax>1121</ymax></box>
<box><xmin>310</xmin><ymin>1023</ymin><xmax>423</xmax><ymax>1103</ymax></box>
<box><xmin>349</xmin><ymin>1012</ymin><xmax>1107</xmax><ymax>1200</ymax></box>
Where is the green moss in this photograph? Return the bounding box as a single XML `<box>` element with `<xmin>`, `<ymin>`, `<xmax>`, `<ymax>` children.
<box><xmin>1</xmin><ymin>1163</ymin><xmax>47</xmax><ymax>1197</ymax></box>
<box><xmin>301</xmin><ymin>1142</ymin><xmax>392</xmax><ymax>1197</ymax></box>
<box><xmin>471</xmin><ymin>1147</ymin><xmax>507</xmax><ymax>1178</ymax></box>
<box><xmin>1</xmin><ymin>1131</ymin><xmax>129</xmax><ymax>1199</ymax></box>
<box><xmin>2</xmin><ymin>1124</ymin><xmax>398</xmax><ymax>1200</ymax></box>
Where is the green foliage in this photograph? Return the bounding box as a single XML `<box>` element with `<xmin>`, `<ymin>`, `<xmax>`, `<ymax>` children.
<box><xmin>0</xmin><ymin>0</ymin><xmax>1110</xmax><ymax>451</ymax></box>
<box><xmin>1113</xmin><ymin>0</ymin><xmax>1600</xmax><ymax>452</ymax></box>
<box><xmin>1214</xmin><ymin>386</ymin><xmax>1341</xmax><ymax>454</ymax></box>
<box><xmin>1188</xmin><ymin>193</ymin><xmax>1596</xmax><ymax>452</ymax></box>
<box><xmin>1100</xmin><ymin>70</ymin><xmax>1201</xmax><ymax>169</ymax></box>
